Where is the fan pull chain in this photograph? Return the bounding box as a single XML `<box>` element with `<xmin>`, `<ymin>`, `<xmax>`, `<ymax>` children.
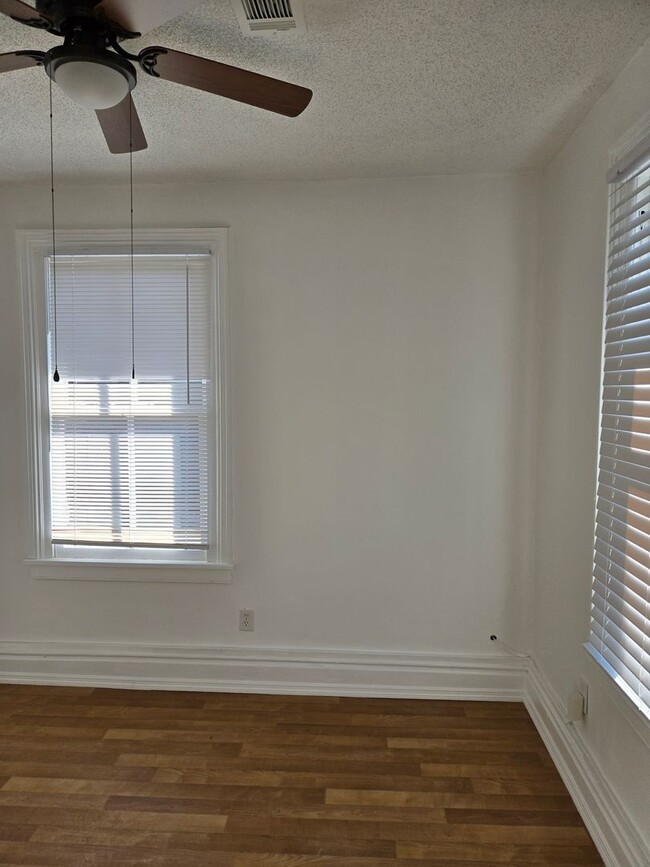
<box><xmin>49</xmin><ymin>75</ymin><xmax>59</xmax><ymax>383</ymax></box>
<box><xmin>186</xmin><ymin>255</ymin><xmax>191</xmax><ymax>405</ymax></box>
<box><xmin>129</xmin><ymin>97</ymin><xmax>136</xmax><ymax>380</ymax></box>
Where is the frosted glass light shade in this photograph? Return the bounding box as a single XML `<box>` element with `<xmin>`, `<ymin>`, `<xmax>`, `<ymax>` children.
<box><xmin>55</xmin><ymin>60</ymin><xmax>130</xmax><ymax>110</ymax></box>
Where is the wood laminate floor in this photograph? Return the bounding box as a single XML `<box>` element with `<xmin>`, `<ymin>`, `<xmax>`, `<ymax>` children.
<box><xmin>0</xmin><ymin>685</ymin><xmax>604</xmax><ymax>866</ymax></box>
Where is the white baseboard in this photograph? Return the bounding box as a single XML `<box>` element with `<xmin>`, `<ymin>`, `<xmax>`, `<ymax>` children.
<box><xmin>524</xmin><ymin>662</ymin><xmax>649</xmax><ymax>867</ymax></box>
<box><xmin>0</xmin><ymin>640</ymin><xmax>526</xmax><ymax>700</ymax></box>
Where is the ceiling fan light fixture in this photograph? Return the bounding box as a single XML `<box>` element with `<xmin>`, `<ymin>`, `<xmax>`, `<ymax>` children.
<box><xmin>46</xmin><ymin>48</ymin><xmax>136</xmax><ymax>110</ymax></box>
<box><xmin>55</xmin><ymin>60</ymin><xmax>128</xmax><ymax>109</ymax></box>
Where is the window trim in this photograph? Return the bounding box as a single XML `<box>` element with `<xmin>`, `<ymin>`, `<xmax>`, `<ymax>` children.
<box><xmin>18</xmin><ymin>227</ymin><xmax>233</xmax><ymax>583</ymax></box>
<box><xmin>606</xmin><ymin>109</ymin><xmax>650</xmax><ymax>184</ymax></box>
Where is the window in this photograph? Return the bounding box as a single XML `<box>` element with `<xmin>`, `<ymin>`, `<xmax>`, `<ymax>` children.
<box><xmin>588</xmin><ymin>141</ymin><xmax>650</xmax><ymax>720</ymax></box>
<box><xmin>19</xmin><ymin>228</ymin><xmax>231</xmax><ymax>582</ymax></box>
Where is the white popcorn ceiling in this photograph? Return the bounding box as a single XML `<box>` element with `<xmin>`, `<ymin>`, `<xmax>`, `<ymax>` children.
<box><xmin>0</xmin><ymin>0</ymin><xmax>649</xmax><ymax>183</ymax></box>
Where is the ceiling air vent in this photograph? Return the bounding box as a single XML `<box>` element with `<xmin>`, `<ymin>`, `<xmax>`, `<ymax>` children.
<box><xmin>230</xmin><ymin>0</ymin><xmax>307</xmax><ymax>36</ymax></box>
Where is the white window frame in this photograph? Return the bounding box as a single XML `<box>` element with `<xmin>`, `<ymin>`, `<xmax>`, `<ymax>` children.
<box><xmin>18</xmin><ymin>227</ymin><xmax>233</xmax><ymax>584</ymax></box>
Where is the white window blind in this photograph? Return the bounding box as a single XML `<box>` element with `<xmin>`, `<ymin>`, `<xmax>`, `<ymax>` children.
<box><xmin>589</xmin><ymin>156</ymin><xmax>650</xmax><ymax>720</ymax></box>
<box><xmin>46</xmin><ymin>252</ymin><xmax>213</xmax><ymax>556</ymax></box>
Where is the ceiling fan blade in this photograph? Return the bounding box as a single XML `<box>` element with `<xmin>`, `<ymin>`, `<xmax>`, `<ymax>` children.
<box><xmin>96</xmin><ymin>94</ymin><xmax>147</xmax><ymax>154</ymax></box>
<box><xmin>140</xmin><ymin>48</ymin><xmax>313</xmax><ymax>117</ymax></box>
<box><xmin>0</xmin><ymin>50</ymin><xmax>44</xmax><ymax>73</ymax></box>
<box><xmin>0</xmin><ymin>0</ymin><xmax>48</xmax><ymax>25</ymax></box>
<box><xmin>97</xmin><ymin>0</ymin><xmax>205</xmax><ymax>37</ymax></box>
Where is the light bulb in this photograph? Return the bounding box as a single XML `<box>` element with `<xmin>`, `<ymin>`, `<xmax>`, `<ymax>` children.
<box><xmin>55</xmin><ymin>60</ymin><xmax>130</xmax><ymax>110</ymax></box>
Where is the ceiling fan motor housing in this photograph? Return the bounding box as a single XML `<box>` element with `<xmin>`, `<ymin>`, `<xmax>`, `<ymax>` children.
<box><xmin>35</xmin><ymin>0</ymin><xmax>103</xmax><ymax>32</ymax></box>
<box><xmin>44</xmin><ymin>43</ymin><xmax>136</xmax><ymax>92</ymax></box>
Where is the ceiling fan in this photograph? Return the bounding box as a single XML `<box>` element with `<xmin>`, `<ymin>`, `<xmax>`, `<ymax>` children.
<box><xmin>0</xmin><ymin>0</ymin><xmax>313</xmax><ymax>153</ymax></box>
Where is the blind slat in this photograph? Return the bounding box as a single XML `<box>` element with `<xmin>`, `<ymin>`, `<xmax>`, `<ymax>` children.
<box><xmin>610</xmin><ymin>170</ymin><xmax>650</xmax><ymax>209</ymax></box>
<box><xmin>603</xmin><ymin>349</ymin><xmax>650</xmax><ymax>371</ymax></box>
<box><xmin>606</xmin><ymin>301</ymin><xmax>650</xmax><ymax>332</ymax></box>
<box><xmin>599</xmin><ymin>441</ymin><xmax>650</xmax><ymax>469</ymax></box>
<box><xmin>608</xmin><ymin>209</ymin><xmax>650</xmax><ymax>248</ymax></box>
<box><xmin>608</xmin><ymin>233</ymin><xmax>650</xmax><ymax>275</ymax></box>
<box><xmin>604</xmin><ymin>336</ymin><xmax>650</xmax><ymax>357</ymax></box>
<box><xmin>600</xmin><ymin>427</ymin><xmax>650</xmax><ymax>456</ymax></box>
<box><xmin>594</xmin><ymin>161</ymin><xmax>650</xmax><ymax>719</ymax></box>
<box><xmin>607</xmin><ymin>264</ymin><xmax>650</xmax><ymax>298</ymax></box>
<box><xmin>589</xmin><ymin>617</ymin><xmax>650</xmax><ymax>684</ymax></box>
<box><xmin>597</xmin><ymin>481</ymin><xmax>650</xmax><ymax>514</ymax></box>
<box><xmin>594</xmin><ymin>543</ymin><xmax>648</xmax><ymax>592</ymax></box>
<box><xmin>601</xmin><ymin>413</ymin><xmax>650</xmax><ymax>436</ymax></box>
<box><xmin>607</xmin><ymin>284</ymin><xmax>650</xmax><ymax>316</ymax></box>
<box><xmin>595</xmin><ymin>508</ymin><xmax>650</xmax><ymax>553</ymax></box>
<box><xmin>593</xmin><ymin>569</ymin><xmax>649</xmax><ymax>623</ymax></box>
<box><xmin>599</xmin><ymin>453</ymin><xmax>650</xmax><ymax>489</ymax></box>
<box><xmin>595</xmin><ymin>524</ymin><xmax>650</xmax><ymax>572</ymax></box>
<box><xmin>596</xmin><ymin>494</ymin><xmax>650</xmax><ymax>535</ymax></box>
<box><xmin>593</xmin><ymin>573</ymin><xmax>649</xmax><ymax>630</ymax></box>
<box><xmin>605</xmin><ymin>316</ymin><xmax>650</xmax><ymax>343</ymax></box>
<box><xmin>610</xmin><ymin>191</ymin><xmax>650</xmax><ymax>231</ymax></box>
<box><xmin>592</xmin><ymin>582</ymin><xmax>647</xmax><ymax>636</ymax></box>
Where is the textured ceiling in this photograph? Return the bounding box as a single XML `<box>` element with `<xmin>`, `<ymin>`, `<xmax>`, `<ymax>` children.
<box><xmin>0</xmin><ymin>0</ymin><xmax>649</xmax><ymax>183</ymax></box>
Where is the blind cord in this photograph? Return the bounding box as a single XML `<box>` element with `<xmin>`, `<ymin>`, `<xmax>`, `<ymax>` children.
<box><xmin>49</xmin><ymin>75</ymin><xmax>59</xmax><ymax>383</ymax></box>
<box><xmin>186</xmin><ymin>255</ymin><xmax>190</xmax><ymax>405</ymax></box>
<box><xmin>129</xmin><ymin>97</ymin><xmax>136</xmax><ymax>381</ymax></box>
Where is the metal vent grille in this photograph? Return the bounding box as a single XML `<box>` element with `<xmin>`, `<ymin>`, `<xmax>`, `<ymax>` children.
<box><xmin>231</xmin><ymin>0</ymin><xmax>306</xmax><ymax>35</ymax></box>
<box><xmin>242</xmin><ymin>0</ymin><xmax>294</xmax><ymax>20</ymax></box>
<box><xmin>248</xmin><ymin>18</ymin><xmax>296</xmax><ymax>32</ymax></box>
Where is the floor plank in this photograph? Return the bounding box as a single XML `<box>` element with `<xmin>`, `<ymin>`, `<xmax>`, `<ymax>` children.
<box><xmin>0</xmin><ymin>685</ymin><xmax>604</xmax><ymax>865</ymax></box>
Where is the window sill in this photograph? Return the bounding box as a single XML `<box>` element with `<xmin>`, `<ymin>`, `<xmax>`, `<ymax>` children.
<box><xmin>583</xmin><ymin>643</ymin><xmax>650</xmax><ymax>748</ymax></box>
<box><xmin>27</xmin><ymin>559</ymin><xmax>234</xmax><ymax>584</ymax></box>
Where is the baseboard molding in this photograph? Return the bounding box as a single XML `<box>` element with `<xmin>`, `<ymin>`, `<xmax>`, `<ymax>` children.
<box><xmin>0</xmin><ymin>640</ymin><xmax>526</xmax><ymax>700</ymax></box>
<box><xmin>524</xmin><ymin>662</ymin><xmax>649</xmax><ymax>867</ymax></box>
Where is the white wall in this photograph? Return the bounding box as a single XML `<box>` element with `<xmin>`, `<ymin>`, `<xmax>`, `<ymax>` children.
<box><xmin>534</xmin><ymin>39</ymin><xmax>650</xmax><ymax>851</ymax></box>
<box><xmin>0</xmin><ymin>172</ymin><xmax>539</xmax><ymax>658</ymax></box>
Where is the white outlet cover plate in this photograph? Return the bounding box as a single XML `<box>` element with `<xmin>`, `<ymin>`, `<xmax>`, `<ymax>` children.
<box><xmin>239</xmin><ymin>609</ymin><xmax>254</xmax><ymax>631</ymax></box>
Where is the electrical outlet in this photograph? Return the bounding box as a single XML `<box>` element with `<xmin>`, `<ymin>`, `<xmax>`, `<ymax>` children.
<box><xmin>239</xmin><ymin>608</ymin><xmax>254</xmax><ymax>631</ymax></box>
<box><xmin>566</xmin><ymin>690</ymin><xmax>584</xmax><ymax>723</ymax></box>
